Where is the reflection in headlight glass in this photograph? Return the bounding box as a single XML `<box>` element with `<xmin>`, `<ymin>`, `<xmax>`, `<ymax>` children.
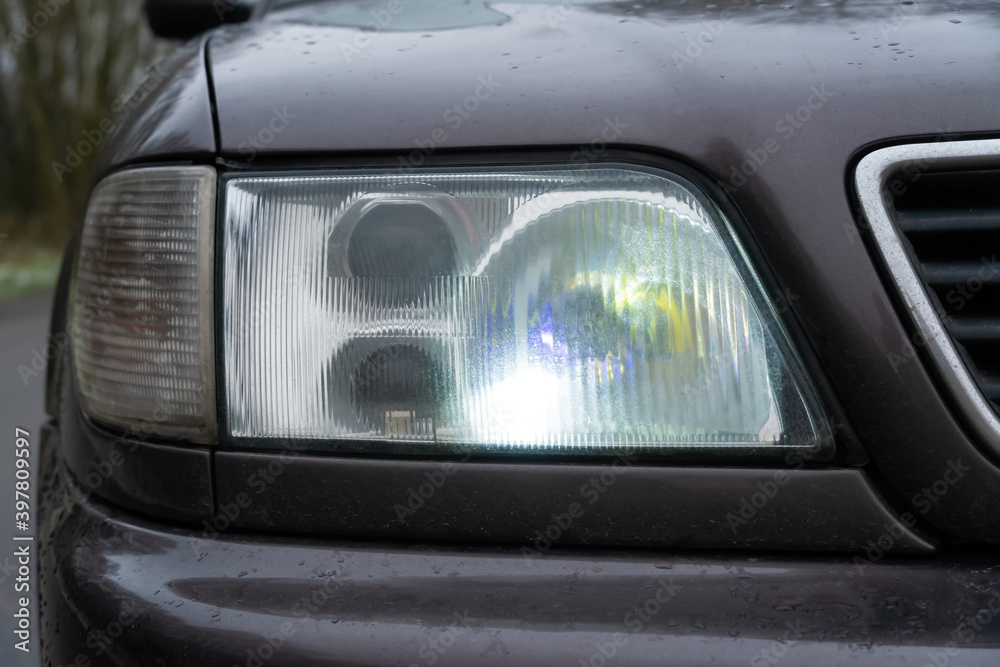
<box><xmin>222</xmin><ymin>166</ymin><xmax>829</xmax><ymax>455</ymax></box>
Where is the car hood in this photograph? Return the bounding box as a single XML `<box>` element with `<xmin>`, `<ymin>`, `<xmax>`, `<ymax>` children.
<box><xmin>208</xmin><ymin>0</ymin><xmax>1000</xmax><ymax>168</ymax></box>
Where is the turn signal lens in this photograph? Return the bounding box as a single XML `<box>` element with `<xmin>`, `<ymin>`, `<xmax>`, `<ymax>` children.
<box><xmin>71</xmin><ymin>166</ymin><xmax>216</xmax><ymax>441</ymax></box>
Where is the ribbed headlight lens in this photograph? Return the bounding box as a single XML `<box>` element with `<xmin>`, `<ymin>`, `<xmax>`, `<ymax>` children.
<box><xmin>70</xmin><ymin>166</ymin><xmax>216</xmax><ymax>441</ymax></box>
<box><xmin>222</xmin><ymin>165</ymin><xmax>830</xmax><ymax>455</ymax></box>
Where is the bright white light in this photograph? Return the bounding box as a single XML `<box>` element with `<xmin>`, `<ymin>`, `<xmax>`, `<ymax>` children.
<box><xmin>478</xmin><ymin>368</ymin><xmax>565</xmax><ymax>445</ymax></box>
<box><xmin>222</xmin><ymin>166</ymin><xmax>829</xmax><ymax>454</ymax></box>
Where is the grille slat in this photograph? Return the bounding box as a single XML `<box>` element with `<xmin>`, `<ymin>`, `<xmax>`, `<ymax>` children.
<box><xmin>921</xmin><ymin>261</ymin><xmax>1000</xmax><ymax>285</ymax></box>
<box><xmin>981</xmin><ymin>376</ymin><xmax>1000</xmax><ymax>401</ymax></box>
<box><xmin>892</xmin><ymin>169</ymin><xmax>1000</xmax><ymax>414</ymax></box>
<box><xmin>897</xmin><ymin>208</ymin><xmax>1000</xmax><ymax>232</ymax></box>
<box><xmin>947</xmin><ymin>318</ymin><xmax>1000</xmax><ymax>341</ymax></box>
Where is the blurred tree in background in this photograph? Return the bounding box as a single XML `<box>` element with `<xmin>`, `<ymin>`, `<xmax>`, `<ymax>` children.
<box><xmin>0</xmin><ymin>0</ymin><xmax>169</xmax><ymax>249</ymax></box>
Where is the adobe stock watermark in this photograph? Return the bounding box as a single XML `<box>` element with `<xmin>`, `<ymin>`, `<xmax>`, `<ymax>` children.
<box><xmin>880</xmin><ymin>125</ymin><xmax>957</xmax><ymax>203</ymax></box>
<box><xmin>40</xmin><ymin>393</ymin><xmax>205</xmax><ymax>579</ymax></box>
<box><xmin>580</xmin><ymin>453</ymin><xmax>638</xmax><ymax>505</ymax></box>
<box><xmin>18</xmin><ymin>260</ymin><xmax>216</xmax><ymax>388</ymax></box>
<box><xmin>237</xmin><ymin>107</ymin><xmax>297</xmax><ymax>161</ymax></box>
<box><xmin>407</xmin><ymin>611</ymin><xmax>474</xmax><ymax>667</ymax></box>
<box><xmin>726</xmin><ymin>443</ymin><xmax>825</xmax><ymax>534</ymax></box>
<box><xmin>16</xmin><ymin>259</ymin><xmax>179</xmax><ymax>387</ymax></box>
<box><xmin>477</xmin><ymin>114</ymin><xmax>630</xmax><ymax>234</ymax></box>
<box><xmin>578</xmin><ymin>578</ymin><xmax>682</xmax><ymax>667</ymax></box>
<box><xmin>844</xmin><ymin>125</ymin><xmax>957</xmax><ymax>245</ymax></box>
<box><xmin>213</xmin><ymin>0</ymin><xmax>246</xmax><ymax>23</ymax></box>
<box><xmin>44</xmin><ymin>600</ymin><xmax>141</xmax><ymax>666</ymax></box>
<box><xmin>853</xmin><ymin>459</ymin><xmax>970</xmax><ymax>573</ymax></box>
<box><xmin>290</xmin><ymin>573</ymin><xmax>343</xmax><ymax>618</ymax></box>
<box><xmin>849</xmin><ymin>512</ymin><xmax>919</xmax><ymax>575</ymax></box>
<box><xmin>51</xmin><ymin>65</ymin><xmax>167</xmax><ymax>182</ymax></box>
<box><xmin>879</xmin><ymin>253</ymin><xmax>1000</xmax><ymax>375</ymax></box>
<box><xmin>725</xmin><ymin>470</ymin><xmax>792</xmax><ymax>534</ymax></box>
<box><xmin>876</xmin><ymin>0</ymin><xmax>925</xmax><ymax>40</ymax></box>
<box><xmin>770</xmin><ymin>286</ymin><xmax>800</xmax><ymax>316</ymax></box>
<box><xmin>339</xmin><ymin>0</ymin><xmax>414</xmax><ymax>62</ymax></box>
<box><xmin>40</xmin><ymin>392</ymin><xmax>186</xmax><ymax>514</ymax></box>
<box><xmin>879</xmin><ymin>251</ymin><xmax>1000</xmax><ymax>365</ymax></box>
<box><xmin>74</xmin><ymin>396</ymin><xmax>182</xmax><ymax>490</ymax></box>
<box><xmin>725</xmin><ymin>84</ymin><xmax>834</xmax><ymax>191</ymax></box>
<box><xmin>912</xmin><ymin>458</ymin><xmax>970</xmax><ymax>514</ymax></box>
<box><xmin>84</xmin><ymin>601</ymin><xmax>142</xmax><ymax>659</ymax></box>
<box><xmin>395</xmin><ymin>74</ymin><xmax>502</xmax><ymax>172</ymax></box>
<box><xmin>522</xmin><ymin>453</ymin><xmax>637</xmax><ymax>561</ymax></box>
<box><xmin>232</xmin><ymin>622</ymin><xmax>297</xmax><ymax>667</ymax></box>
<box><xmin>570</xmin><ymin>117</ymin><xmax>629</xmax><ymax>163</ymax></box>
<box><xmin>6</xmin><ymin>0</ymin><xmax>71</xmax><ymax>52</ymax></box>
<box><xmin>198</xmin><ymin>444</ymin><xmax>309</xmax><ymax>544</ymax></box>
<box><xmin>545</xmin><ymin>0</ymin><xmax>585</xmax><ymax>29</ymax></box>
<box><xmin>392</xmin><ymin>451</ymin><xmax>473</xmax><ymax>523</ymax></box>
<box><xmin>885</xmin><ymin>327</ymin><xmax>944</xmax><ymax>374</ymax></box>
<box><xmin>923</xmin><ymin>588</ymin><xmax>1000</xmax><ymax>667</ymax></box>
<box><xmin>749</xmin><ymin>620</ymin><xmax>810</xmax><ymax>667</ymax></box>
<box><xmin>0</xmin><ymin>555</ymin><xmax>17</xmax><ymax>586</ymax></box>
<box><xmin>17</xmin><ymin>329</ymin><xmax>71</xmax><ymax>386</ymax></box>
<box><xmin>942</xmin><ymin>255</ymin><xmax>1000</xmax><ymax>313</ymax></box>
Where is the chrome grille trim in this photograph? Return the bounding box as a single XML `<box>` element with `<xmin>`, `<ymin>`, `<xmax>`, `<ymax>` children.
<box><xmin>855</xmin><ymin>138</ymin><xmax>1000</xmax><ymax>458</ymax></box>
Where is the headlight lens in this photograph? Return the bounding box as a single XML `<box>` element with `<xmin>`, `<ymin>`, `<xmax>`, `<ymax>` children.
<box><xmin>222</xmin><ymin>165</ymin><xmax>830</xmax><ymax>455</ymax></box>
<box><xmin>70</xmin><ymin>166</ymin><xmax>217</xmax><ymax>441</ymax></box>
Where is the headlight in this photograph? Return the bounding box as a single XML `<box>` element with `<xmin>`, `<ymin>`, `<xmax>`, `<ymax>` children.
<box><xmin>70</xmin><ymin>166</ymin><xmax>217</xmax><ymax>441</ymax></box>
<box><xmin>222</xmin><ymin>165</ymin><xmax>830</xmax><ymax>455</ymax></box>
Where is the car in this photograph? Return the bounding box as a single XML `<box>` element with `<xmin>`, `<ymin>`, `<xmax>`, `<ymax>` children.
<box><xmin>39</xmin><ymin>0</ymin><xmax>1000</xmax><ymax>665</ymax></box>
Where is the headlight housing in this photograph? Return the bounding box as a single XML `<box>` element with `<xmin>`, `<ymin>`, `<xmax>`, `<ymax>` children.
<box><xmin>221</xmin><ymin>165</ymin><xmax>830</xmax><ymax>456</ymax></box>
<box><xmin>70</xmin><ymin>166</ymin><xmax>217</xmax><ymax>441</ymax></box>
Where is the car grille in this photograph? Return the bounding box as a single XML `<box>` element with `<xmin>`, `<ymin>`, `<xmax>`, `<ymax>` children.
<box><xmin>855</xmin><ymin>139</ymin><xmax>1000</xmax><ymax>458</ymax></box>
<box><xmin>892</xmin><ymin>168</ymin><xmax>1000</xmax><ymax>412</ymax></box>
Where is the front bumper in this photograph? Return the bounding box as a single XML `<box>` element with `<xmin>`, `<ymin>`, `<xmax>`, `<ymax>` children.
<box><xmin>39</xmin><ymin>422</ymin><xmax>1000</xmax><ymax>667</ymax></box>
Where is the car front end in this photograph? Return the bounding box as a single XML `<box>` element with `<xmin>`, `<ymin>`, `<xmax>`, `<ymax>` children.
<box><xmin>40</xmin><ymin>1</ymin><xmax>1000</xmax><ymax>665</ymax></box>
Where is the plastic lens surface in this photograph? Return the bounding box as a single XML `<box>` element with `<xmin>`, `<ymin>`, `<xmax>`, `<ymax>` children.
<box><xmin>71</xmin><ymin>166</ymin><xmax>216</xmax><ymax>440</ymax></box>
<box><xmin>223</xmin><ymin>166</ymin><xmax>828</xmax><ymax>454</ymax></box>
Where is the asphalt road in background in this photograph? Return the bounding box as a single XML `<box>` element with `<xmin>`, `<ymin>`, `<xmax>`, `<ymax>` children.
<box><xmin>0</xmin><ymin>290</ymin><xmax>52</xmax><ymax>667</ymax></box>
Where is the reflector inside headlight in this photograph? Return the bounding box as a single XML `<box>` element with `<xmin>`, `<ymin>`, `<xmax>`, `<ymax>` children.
<box><xmin>223</xmin><ymin>165</ymin><xmax>829</xmax><ymax>454</ymax></box>
<box><xmin>71</xmin><ymin>166</ymin><xmax>216</xmax><ymax>441</ymax></box>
